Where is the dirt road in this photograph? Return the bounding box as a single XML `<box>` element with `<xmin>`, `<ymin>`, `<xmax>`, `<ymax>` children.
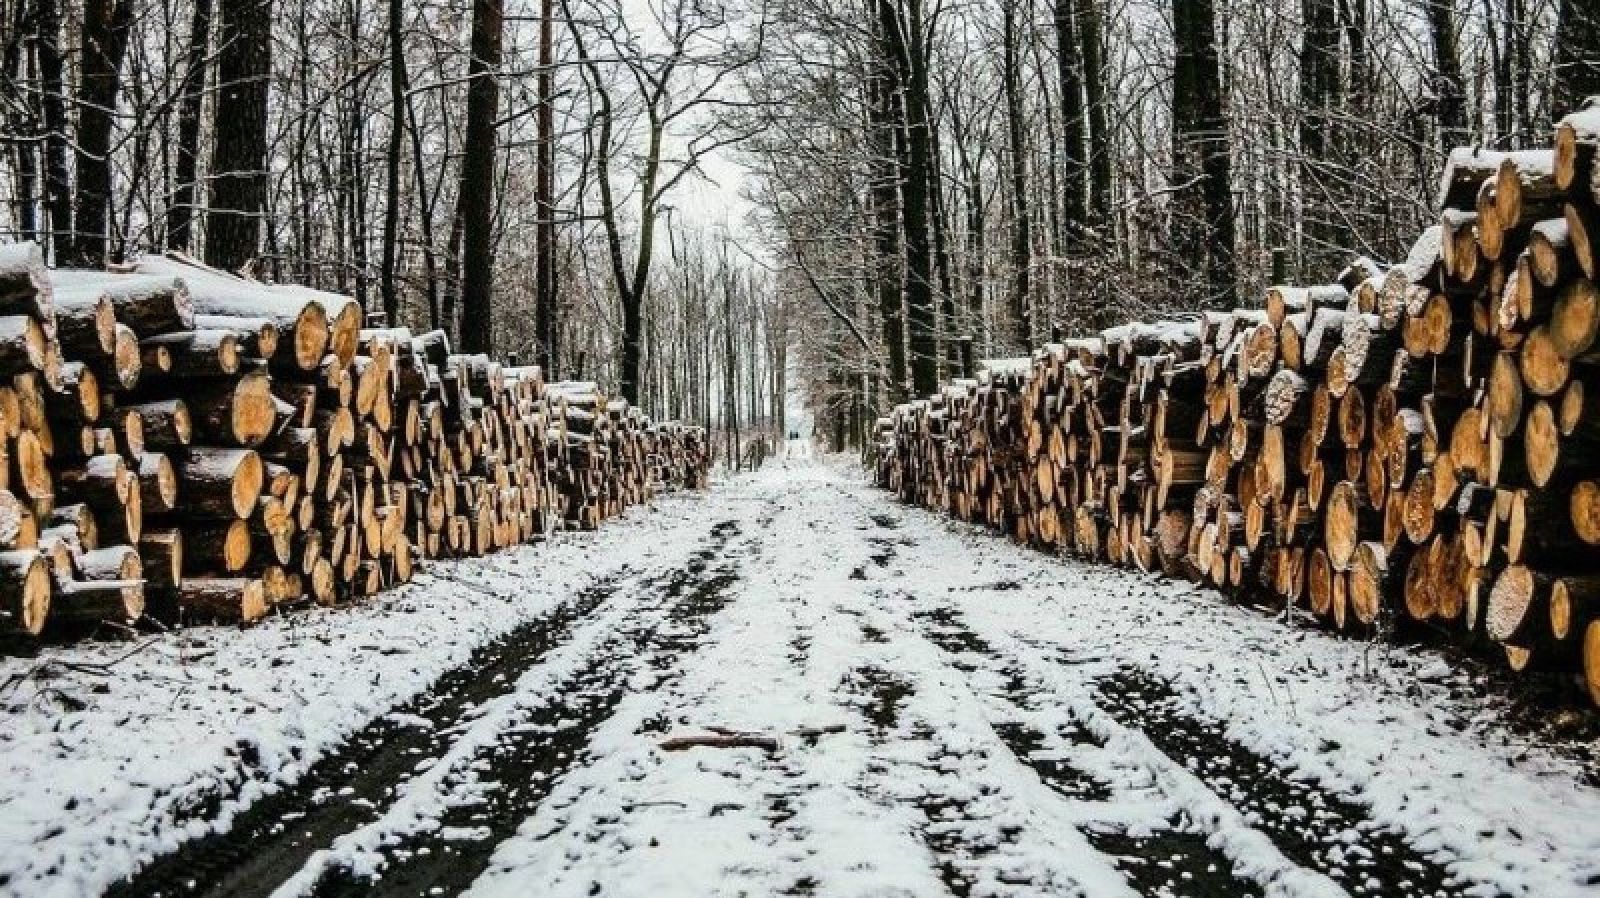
<box><xmin>8</xmin><ymin>462</ymin><xmax>1599</xmax><ymax>898</ymax></box>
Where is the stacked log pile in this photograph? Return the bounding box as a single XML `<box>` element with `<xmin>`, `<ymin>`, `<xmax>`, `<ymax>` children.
<box><xmin>0</xmin><ymin>250</ymin><xmax>708</xmax><ymax>639</ymax></box>
<box><xmin>877</xmin><ymin>108</ymin><xmax>1600</xmax><ymax>707</ymax></box>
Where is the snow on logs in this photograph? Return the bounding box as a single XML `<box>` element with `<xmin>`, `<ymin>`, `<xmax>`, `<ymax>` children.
<box><xmin>876</xmin><ymin>104</ymin><xmax>1600</xmax><ymax>707</ymax></box>
<box><xmin>0</xmin><ymin>250</ymin><xmax>710</xmax><ymax>640</ymax></box>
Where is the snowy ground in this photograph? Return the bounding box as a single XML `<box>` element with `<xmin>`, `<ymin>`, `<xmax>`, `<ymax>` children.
<box><xmin>3</xmin><ymin>459</ymin><xmax>1599</xmax><ymax>898</ymax></box>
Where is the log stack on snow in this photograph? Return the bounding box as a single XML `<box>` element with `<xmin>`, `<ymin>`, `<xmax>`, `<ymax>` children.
<box><xmin>0</xmin><ymin>250</ymin><xmax>708</xmax><ymax>639</ymax></box>
<box><xmin>877</xmin><ymin>101</ymin><xmax>1600</xmax><ymax>708</ymax></box>
<box><xmin>0</xmin><ymin>242</ymin><xmax>70</xmax><ymax>637</ymax></box>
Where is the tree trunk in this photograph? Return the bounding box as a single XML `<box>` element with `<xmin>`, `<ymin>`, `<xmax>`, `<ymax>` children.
<box><xmin>442</xmin><ymin>203</ymin><xmax>463</xmax><ymax>341</ymax></box>
<box><xmin>166</xmin><ymin>0</ymin><xmax>211</xmax><ymax>254</ymax></box>
<box><xmin>867</xmin><ymin>43</ymin><xmax>908</xmax><ymax>403</ymax></box>
<box><xmin>949</xmin><ymin>109</ymin><xmax>986</xmax><ymax>343</ymax></box>
<box><xmin>1299</xmin><ymin>0</ymin><xmax>1340</xmax><ymax>268</ymax></box>
<box><xmin>205</xmin><ymin>0</ymin><xmax>273</xmax><ymax>272</ymax></box>
<box><xmin>1054</xmin><ymin>0</ymin><xmax>1087</xmax><ymax>244</ymax></box>
<box><xmin>1509</xmin><ymin>0</ymin><xmax>1530</xmax><ymax>142</ymax></box>
<box><xmin>1555</xmin><ymin>0</ymin><xmax>1600</xmax><ymax>117</ymax></box>
<box><xmin>342</xmin><ymin>9</ymin><xmax>372</xmax><ymax>310</ymax></box>
<box><xmin>535</xmin><ymin>0</ymin><xmax>557</xmax><ymax>375</ymax></box>
<box><xmin>456</xmin><ymin>0</ymin><xmax>501</xmax><ymax>354</ymax></box>
<box><xmin>1076</xmin><ymin>0</ymin><xmax>1111</xmax><ymax>230</ymax></box>
<box><xmin>404</xmin><ymin>81</ymin><xmax>442</xmax><ymax>330</ymax></box>
<box><xmin>1487</xmin><ymin>0</ymin><xmax>1512</xmax><ymax>144</ymax></box>
<box><xmin>4</xmin><ymin>0</ymin><xmax>40</xmax><ymax>242</ymax></box>
<box><xmin>379</xmin><ymin>0</ymin><xmax>407</xmax><ymax>326</ymax></box>
<box><xmin>1422</xmin><ymin>0</ymin><xmax>1468</xmax><ymax>152</ymax></box>
<box><xmin>887</xmin><ymin>0</ymin><xmax>938</xmax><ymax>397</ymax></box>
<box><xmin>1172</xmin><ymin>0</ymin><xmax>1236</xmax><ymax>308</ymax></box>
<box><xmin>1002</xmin><ymin>0</ymin><xmax>1033</xmax><ymax>347</ymax></box>
<box><xmin>620</xmin><ymin>283</ymin><xmax>642</xmax><ymax>403</ymax></box>
<box><xmin>34</xmin><ymin>0</ymin><xmax>73</xmax><ymax>261</ymax></box>
<box><xmin>66</xmin><ymin>0</ymin><xmax>134</xmax><ymax>268</ymax></box>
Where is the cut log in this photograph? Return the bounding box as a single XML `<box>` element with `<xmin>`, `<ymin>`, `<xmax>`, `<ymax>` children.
<box><xmin>195</xmin><ymin>314</ymin><xmax>280</xmax><ymax>359</ymax></box>
<box><xmin>175</xmin><ymin>448</ymin><xmax>264</xmax><ymax>519</ymax></box>
<box><xmin>1506</xmin><ymin>488</ymin><xmax>1588</xmax><ymax>565</ymax></box>
<box><xmin>1519</xmin><ymin>325</ymin><xmax>1570</xmax><ymax>397</ymax></box>
<box><xmin>49</xmin><ymin>271</ymin><xmax>194</xmax><ymax>336</ymax></box>
<box><xmin>1551</xmin><ymin>575</ymin><xmax>1600</xmax><ymax>641</ymax></box>
<box><xmin>0</xmin><ymin>549</ymin><xmax>51</xmax><ymax>635</ymax></box>
<box><xmin>1348</xmin><ymin>541</ymin><xmax>1397</xmax><ymax>626</ymax></box>
<box><xmin>1554</xmin><ymin>103</ymin><xmax>1600</xmax><ymax>194</ymax></box>
<box><xmin>134</xmin><ymin>255</ymin><xmax>330</xmax><ymax>371</ymax></box>
<box><xmin>140</xmin><ymin>330</ymin><xmax>241</xmax><ymax>378</ymax></box>
<box><xmin>185</xmin><ymin>519</ymin><xmax>252</xmax><ymax>573</ymax></box>
<box><xmin>72</xmin><ymin>545</ymin><xmax>144</xmax><ymax>610</ymax></box>
<box><xmin>184</xmin><ymin>369</ymin><xmax>278</xmax><ymax>447</ymax></box>
<box><xmin>1585</xmin><ymin>620</ymin><xmax>1600</xmax><ymax>707</ymax></box>
<box><xmin>138</xmin><ymin>529</ymin><xmax>183</xmax><ymax>590</ymax></box>
<box><xmin>1263</xmin><ymin>369</ymin><xmax>1310</xmax><ymax>426</ymax></box>
<box><xmin>1572</xmin><ymin>479</ymin><xmax>1600</xmax><ymax>545</ymax></box>
<box><xmin>0</xmin><ymin>315</ymin><xmax>47</xmax><ymax>376</ymax></box>
<box><xmin>1486</xmin><ymin>565</ymin><xmax>1554</xmax><ymax>647</ymax></box>
<box><xmin>1485</xmin><ymin>351</ymin><xmax>1524</xmax><ymax>439</ymax></box>
<box><xmin>1548</xmin><ymin>278</ymin><xmax>1600</xmax><ymax>361</ymax></box>
<box><xmin>1566</xmin><ymin>203</ymin><xmax>1600</xmax><ymax>281</ymax></box>
<box><xmin>1493</xmin><ymin>150</ymin><xmax>1561</xmax><ymax>232</ymax></box>
<box><xmin>1529</xmin><ymin>218</ymin><xmax>1575</xmax><ymax>288</ymax></box>
<box><xmin>51</xmin><ymin>576</ymin><xmax>143</xmax><ymax>625</ymax></box>
<box><xmin>1438</xmin><ymin>147</ymin><xmax>1506</xmax><ymax>210</ymax></box>
<box><xmin>179</xmin><ymin>577</ymin><xmax>267</xmax><ymax>623</ymax></box>
<box><xmin>138</xmin><ymin>452</ymin><xmax>179</xmax><ymax>514</ymax></box>
<box><xmin>1323</xmin><ymin>480</ymin><xmax>1372</xmax><ymax>572</ymax></box>
<box><xmin>131</xmin><ymin>399</ymin><xmax>193</xmax><ymax>450</ymax></box>
<box><xmin>0</xmin><ymin>243</ymin><xmax>52</xmax><ymax>318</ymax></box>
<box><xmin>50</xmin><ymin>287</ymin><xmax>117</xmax><ymax>357</ymax></box>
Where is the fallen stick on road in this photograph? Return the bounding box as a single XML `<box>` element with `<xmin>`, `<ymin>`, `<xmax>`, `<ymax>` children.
<box><xmin>658</xmin><ymin>723</ymin><xmax>848</xmax><ymax>752</ymax></box>
<box><xmin>659</xmin><ymin>732</ymin><xmax>781</xmax><ymax>752</ymax></box>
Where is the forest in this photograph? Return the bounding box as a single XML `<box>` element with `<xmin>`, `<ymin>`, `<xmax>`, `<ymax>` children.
<box><xmin>1</xmin><ymin>0</ymin><xmax>1598</xmax><ymax>455</ymax></box>
<box><xmin>6</xmin><ymin>0</ymin><xmax>1600</xmax><ymax>889</ymax></box>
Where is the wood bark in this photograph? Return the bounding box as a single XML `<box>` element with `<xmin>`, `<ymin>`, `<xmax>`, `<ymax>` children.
<box><xmin>205</xmin><ymin>0</ymin><xmax>274</xmax><ymax>271</ymax></box>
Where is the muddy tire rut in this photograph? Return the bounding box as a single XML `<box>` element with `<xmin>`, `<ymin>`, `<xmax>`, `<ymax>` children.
<box><xmin>1091</xmin><ymin>667</ymin><xmax>1496</xmax><ymax>898</ymax></box>
<box><xmin>308</xmin><ymin>524</ymin><xmax>744</xmax><ymax>897</ymax></box>
<box><xmin>109</xmin><ymin>521</ymin><xmax>743</xmax><ymax>898</ymax></box>
<box><xmin>905</xmin><ymin>601</ymin><xmax>1261</xmax><ymax>897</ymax></box>
<box><xmin>912</xmin><ymin>598</ymin><xmax>1497</xmax><ymax>897</ymax></box>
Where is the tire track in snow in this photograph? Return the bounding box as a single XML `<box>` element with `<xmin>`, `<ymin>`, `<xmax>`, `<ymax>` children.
<box><xmin>835</xmin><ymin>629</ymin><xmax>1120</xmax><ymax>897</ymax></box>
<box><xmin>840</xmin><ymin>529</ymin><xmax>1000</xmax><ymax>895</ymax></box>
<box><xmin>1089</xmin><ymin>667</ymin><xmax>1500</xmax><ymax>898</ymax></box>
<box><xmin>839</xmin><ymin>515</ymin><xmax>1115</xmax><ymax>896</ymax></box>
<box><xmin>858</xmin><ymin>485</ymin><xmax>1497</xmax><ymax>898</ymax></box>
<box><xmin>907</xmin><ymin>601</ymin><xmax>1265</xmax><ymax>898</ymax></box>
<box><xmin>462</xmin><ymin>490</ymin><xmax>939</xmax><ymax>898</ymax></box>
<box><xmin>840</xmin><ymin>657</ymin><xmax>1005</xmax><ymax>897</ymax></box>
<box><xmin>105</xmin><ymin>575</ymin><xmax>628</xmax><ymax>898</ymax></box>
<box><xmin>108</xmin><ymin>520</ymin><xmax>738</xmax><ymax>898</ymax></box>
<box><xmin>856</xmin><ymin>469</ymin><xmax>1596</xmax><ymax>896</ymax></box>
<box><xmin>298</xmin><ymin>520</ymin><xmax>746</xmax><ymax>897</ymax></box>
<box><xmin>913</xmin><ymin>591</ymin><xmax>1483</xmax><ymax>897</ymax></box>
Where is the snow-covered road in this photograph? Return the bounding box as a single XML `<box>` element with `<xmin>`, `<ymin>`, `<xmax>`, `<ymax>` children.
<box><xmin>3</xmin><ymin>461</ymin><xmax>1599</xmax><ymax>898</ymax></box>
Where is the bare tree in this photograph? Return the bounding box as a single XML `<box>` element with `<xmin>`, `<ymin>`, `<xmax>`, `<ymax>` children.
<box><xmin>206</xmin><ymin>0</ymin><xmax>273</xmax><ymax>271</ymax></box>
<box><xmin>66</xmin><ymin>0</ymin><xmax>135</xmax><ymax>266</ymax></box>
<box><xmin>1555</xmin><ymin>0</ymin><xmax>1600</xmax><ymax>115</ymax></box>
<box><xmin>563</xmin><ymin>0</ymin><xmax>763</xmax><ymax>402</ymax></box>
<box><xmin>167</xmin><ymin>0</ymin><xmax>213</xmax><ymax>251</ymax></box>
